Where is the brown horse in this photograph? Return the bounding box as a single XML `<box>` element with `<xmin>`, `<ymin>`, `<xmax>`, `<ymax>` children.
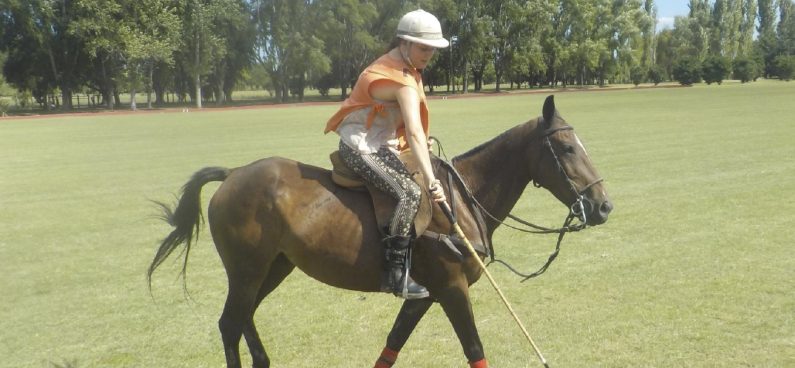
<box><xmin>148</xmin><ymin>95</ymin><xmax>611</xmax><ymax>367</ymax></box>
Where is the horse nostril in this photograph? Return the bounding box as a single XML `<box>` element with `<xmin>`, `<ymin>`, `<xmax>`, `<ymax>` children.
<box><xmin>600</xmin><ymin>200</ymin><xmax>613</xmax><ymax>216</ymax></box>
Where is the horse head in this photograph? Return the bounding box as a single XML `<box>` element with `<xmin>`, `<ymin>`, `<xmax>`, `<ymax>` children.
<box><xmin>532</xmin><ymin>95</ymin><xmax>613</xmax><ymax>226</ymax></box>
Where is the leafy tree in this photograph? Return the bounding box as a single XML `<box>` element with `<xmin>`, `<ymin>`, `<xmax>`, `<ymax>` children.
<box><xmin>773</xmin><ymin>55</ymin><xmax>795</xmax><ymax>80</ymax></box>
<box><xmin>687</xmin><ymin>0</ymin><xmax>712</xmax><ymax>60</ymax></box>
<box><xmin>710</xmin><ymin>0</ymin><xmax>742</xmax><ymax>59</ymax></box>
<box><xmin>487</xmin><ymin>0</ymin><xmax>546</xmax><ymax>91</ymax></box>
<box><xmin>315</xmin><ymin>0</ymin><xmax>379</xmax><ymax>99</ymax></box>
<box><xmin>175</xmin><ymin>0</ymin><xmax>241</xmax><ymax>108</ymax></box>
<box><xmin>630</xmin><ymin>65</ymin><xmax>647</xmax><ymax>85</ymax></box>
<box><xmin>0</xmin><ymin>0</ymin><xmax>90</xmax><ymax>109</ymax></box>
<box><xmin>255</xmin><ymin>0</ymin><xmax>329</xmax><ymax>102</ymax></box>
<box><xmin>779</xmin><ymin>0</ymin><xmax>795</xmax><ymax>55</ymax></box>
<box><xmin>647</xmin><ymin>64</ymin><xmax>666</xmax><ymax>85</ymax></box>
<box><xmin>69</xmin><ymin>0</ymin><xmax>124</xmax><ymax>108</ymax></box>
<box><xmin>732</xmin><ymin>55</ymin><xmax>760</xmax><ymax>82</ymax></box>
<box><xmin>673</xmin><ymin>56</ymin><xmax>702</xmax><ymax>85</ymax></box>
<box><xmin>0</xmin><ymin>52</ymin><xmax>15</xmax><ymax>96</ymax></box>
<box><xmin>738</xmin><ymin>0</ymin><xmax>757</xmax><ymax>57</ymax></box>
<box><xmin>655</xmin><ymin>29</ymin><xmax>676</xmax><ymax>80</ymax></box>
<box><xmin>543</xmin><ymin>0</ymin><xmax>567</xmax><ymax>86</ymax></box>
<box><xmin>757</xmin><ymin>0</ymin><xmax>778</xmax><ymax>77</ymax></box>
<box><xmin>610</xmin><ymin>0</ymin><xmax>652</xmax><ymax>85</ymax></box>
<box><xmin>454</xmin><ymin>0</ymin><xmax>492</xmax><ymax>92</ymax></box>
<box><xmin>640</xmin><ymin>0</ymin><xmax>656</xmax><ymax>68</ymax></box>
<box><xmin>73</xmin><ymin>0</ymin><xmax>182</xmax><ymax>109</ymax></box>
<box><xmin>421</xmin><ymin>0</ymin><xmax>459</xmax><ymax>92</ymax></box>
<box><xmin>205</xmin><ymin>0</ymin><xmax>255</xmax><ymax>105</ymax></box>
<box><xmin>556</xmin><ymin>0</ymin><xmax>609</xmax><ymax>86</ymax></box>
<box><xmin>701</xmin><ymin>55</ymin><xmax>731</xmax><ymax>84</ymax></box>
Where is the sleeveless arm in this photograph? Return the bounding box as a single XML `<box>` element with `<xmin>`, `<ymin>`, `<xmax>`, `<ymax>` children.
<box><xmin>395</xmin><ymin>86</ymin><xmax>444</xmax><ymax>202</ymax></box>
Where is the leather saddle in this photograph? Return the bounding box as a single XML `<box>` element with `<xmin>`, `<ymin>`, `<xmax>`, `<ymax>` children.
<box><xmin>329</xmin><ymin>150</ymin><xmax>492</xmax><ymax>259</ymax></box>
<box><xmin>329</xmin><ymin>149</ymin><xmax>434</xmax><ymax>236</ymax></box>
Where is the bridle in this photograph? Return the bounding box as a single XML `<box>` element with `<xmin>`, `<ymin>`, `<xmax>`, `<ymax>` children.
<box><xmin>434</xmin><ymin>121</ymin><xmax>604</xmax><ymax>281</ymax></box>
<box><xmin>535</xmin><ymin>125</ymin><xmax>604</xmax><ymax>227</ymax></box>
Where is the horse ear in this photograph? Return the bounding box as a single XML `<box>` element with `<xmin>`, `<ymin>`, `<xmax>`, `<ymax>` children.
<box><xmin>542</xmin><ymin>95</ymin><xmax>555</xmax><ymax>125</ymax></box>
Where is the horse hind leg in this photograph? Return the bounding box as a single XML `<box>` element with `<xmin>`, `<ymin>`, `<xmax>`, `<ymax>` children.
<box><xmin>241</xmin><ymin>253</ymin><xmax>295</xmax><ymax>368</ymax></box>
<box><xmin>219</xmin><ymin>269</ymin><xmax>267</xmax><ymax>368</ymax></box>
<box><xmin>218</xmin><ymin>253</ymin><xmax>293</xmax><ymax>368</ymax></box>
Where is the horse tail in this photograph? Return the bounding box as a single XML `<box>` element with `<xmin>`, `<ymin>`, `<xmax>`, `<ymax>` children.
<box><xmin>147</xmin><ymin>167</ymin><xmax>231</xmax><ymax>288</ymax></box>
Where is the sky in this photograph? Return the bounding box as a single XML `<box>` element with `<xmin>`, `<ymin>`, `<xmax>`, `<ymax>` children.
<box><xmin>656</xmin><ymin>1</ymin><xmax>691</xmax><ymax>30</ymax></box>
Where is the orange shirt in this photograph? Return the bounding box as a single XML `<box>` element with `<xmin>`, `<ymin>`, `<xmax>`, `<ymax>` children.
<box><xmin>324</xmin><ymin>53</ymin><xmax>429</xmax><ymax>152</ymax></box>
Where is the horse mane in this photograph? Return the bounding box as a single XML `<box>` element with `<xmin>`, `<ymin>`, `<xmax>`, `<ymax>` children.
<box><xmin>452</xmin><ymin>118</ymin><xmax>540</xmax><ymax>164</ymax></box>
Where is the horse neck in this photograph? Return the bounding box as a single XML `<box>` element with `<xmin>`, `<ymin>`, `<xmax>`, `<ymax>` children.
<box><xmin>452</xmin><ymin>118</ymin><xmax>543</xmax><ymax>231</ymax></box>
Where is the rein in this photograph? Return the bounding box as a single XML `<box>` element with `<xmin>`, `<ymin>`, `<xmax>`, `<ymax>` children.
<box><xmin>432</xmin><ymin>123</ymin><xmax>603</xmax><ymax>282</ymax></box>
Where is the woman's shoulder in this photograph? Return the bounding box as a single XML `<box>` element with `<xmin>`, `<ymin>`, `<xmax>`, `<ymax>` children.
<box><xmin>367</xmin><ymin>53</ymin><xmax>402</xmax><ymax>72</ymax></box>
<box><xmin>366</xmin><ymin>54</ymin><xmax>418</xmax><ymax>86</ymax></box>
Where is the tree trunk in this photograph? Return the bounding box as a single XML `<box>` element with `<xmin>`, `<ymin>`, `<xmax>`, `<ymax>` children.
<box><xmin>298</xmin><ymin>73</ymin><xmax>305</xmax><ymax>102</ymax></box>
<box><xmin>195</xmin><ymin>73</ymin><xmax>202</xmax><ymax>109</ymax></box>
<box><xmin>101</xmin><ymin>58</ymin><xmax>114</xmax><ymax>109</ymax></box>
<box><xmin>155</xmin><ymin>88</ymin><xmax>165</xmax><ymax>105</ymax></box>
<box><xmin>216</xmin><ymin>85</ymin><xmax>225</xmax><ymax>106</ymax></box>
<box><xmin>131</xmin><ymin>87</ymin><xmax>137</xmax><ymax>111</ymax></box>
<box><xmin>463</xmin><ymin>59</ymin><xmax>469</xmax><ymax>93</ymax></box>
<box><xmin>104</xmin><ymin>88</ymin><xmax>114</xmax><ymax>109</ymax></box>
<box><xmin>215</xmin><ymin>64</ymin><xmax>226</xmax><ymax>106</ymax></box>
<box><xmin>60</xmin><ymin>88</ymin><xmax>73</xmax><ymax>110</ymax></box>
<box><xmin>195</xmin><ymin>33</ymin><xmax>202</xmax><ymax>108</ymax></box>
<box><xmin>147</xmin><ymin>65</ymin><xmax>154</xmax><ymax>109</ymax></box>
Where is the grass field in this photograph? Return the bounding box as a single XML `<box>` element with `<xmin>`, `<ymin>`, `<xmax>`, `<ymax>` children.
<box><xmin>1</xmin><ymin>80</ymin><xmax>793</xmax><ymax>368</ymax></box>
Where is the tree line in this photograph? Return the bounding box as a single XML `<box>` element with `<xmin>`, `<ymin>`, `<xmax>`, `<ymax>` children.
<box><xmin>1</xmin><ymin>0</ymin><xmax>794</xmax><ymax>111</ymax></box>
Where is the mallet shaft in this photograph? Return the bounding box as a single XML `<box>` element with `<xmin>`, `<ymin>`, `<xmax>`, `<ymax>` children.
<box><xmin>441</xmin><ymin>202</ymin><xmax>549</xmax><ymax>367</ymax></box>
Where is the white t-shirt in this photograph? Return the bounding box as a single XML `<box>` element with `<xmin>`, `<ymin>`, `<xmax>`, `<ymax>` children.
<box><xmin>336</xmin><ymin>101</ymin><xmax>402</xmax><ymax>154</ymax></box>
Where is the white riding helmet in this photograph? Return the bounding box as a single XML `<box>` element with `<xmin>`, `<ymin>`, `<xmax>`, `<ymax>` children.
<box><xmin>396</xmin><ymin>9</ymin><xmax>449</xmax><ymax>49</ymax></box>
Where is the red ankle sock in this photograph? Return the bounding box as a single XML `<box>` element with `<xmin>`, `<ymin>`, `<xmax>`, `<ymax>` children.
<box><xmin>374</xmin><ymin>347</ymin><xmax>399</xmax><ymax>368</ymax></box>
<box><xmin>469</xmin><ymin>358</ymin><xmax>489</xmax><ymax>368</ymax></box>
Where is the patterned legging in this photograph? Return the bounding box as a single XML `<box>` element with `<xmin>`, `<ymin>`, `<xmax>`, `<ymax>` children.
<box><xmin>339</xmin><ymin>141</ymin><xmax>421</xmax><ymax>237</ymax></box>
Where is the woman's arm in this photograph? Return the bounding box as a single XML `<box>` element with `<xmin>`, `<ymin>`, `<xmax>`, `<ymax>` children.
<box><xmin>395</xmin><ymin>86</ymin><xmax>446</xmax><ymax>203</ymax></box>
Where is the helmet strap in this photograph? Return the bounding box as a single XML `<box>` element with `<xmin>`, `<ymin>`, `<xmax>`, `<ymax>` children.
<box><xmin>400</xmin><ymin>40</ymin><xmax>417</xmax><ymax>70</ymax></box>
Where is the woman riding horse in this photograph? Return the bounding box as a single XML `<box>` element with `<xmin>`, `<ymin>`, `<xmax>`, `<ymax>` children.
<box><xmin>324</xmin><ymin>9</ymin><xmax>449</xmax><ymax>300</ymax></box>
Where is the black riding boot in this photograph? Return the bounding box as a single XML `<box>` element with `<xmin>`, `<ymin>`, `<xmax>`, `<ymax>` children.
<box><xmin>381</xmin><ymin>235</ymin><xmax>429</xmax><ymax>299</ymax></box>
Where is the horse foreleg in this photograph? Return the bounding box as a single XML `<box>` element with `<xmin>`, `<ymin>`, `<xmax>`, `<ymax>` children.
<box><xmin>374</xmin><ymin>298</ymin><xmax>434</xmax><ymax>368</ymax></box>
<box><xmin>437</xmin><ymin>286</ymin><xmax>488</xmax><ymax>368</ymax></box>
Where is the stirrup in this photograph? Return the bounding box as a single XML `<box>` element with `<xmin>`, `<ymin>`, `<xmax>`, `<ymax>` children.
<box><xmin>397</xmin><ymin>274</ymin><xmax>430</xmax><ymax>300</ymax></box>
<box><xmin>394</xmin><ymin>246</ymin><xmax>429</xmax><ymax>299</ymax></box>
<box><xmin>382</xmin><ymin>234</ymin><xmax>429</xmax><ymax>299</ymax></box>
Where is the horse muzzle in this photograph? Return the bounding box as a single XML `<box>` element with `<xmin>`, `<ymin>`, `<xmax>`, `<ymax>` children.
<box><xmin>579</xmin><ymin>196</ymin><xmax>612</xmax><ymax>225</ymax></box>
<box><xmin>571</xmin><ymin>194</ymin><xmax>612</xmax><ymax>226</ymax></box>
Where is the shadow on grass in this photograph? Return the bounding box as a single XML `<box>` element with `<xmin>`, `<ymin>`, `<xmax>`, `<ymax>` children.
<box><xmin>49</xmin><ymin>359</ymin><xmax>79</xmax><ymax>368</ymax></box>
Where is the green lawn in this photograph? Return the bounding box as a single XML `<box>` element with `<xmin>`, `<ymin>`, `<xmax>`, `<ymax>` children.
<box><xmin>1</xmin><ymin>80</ymin><xmax>793</xmax><ymax>367</ymax></box>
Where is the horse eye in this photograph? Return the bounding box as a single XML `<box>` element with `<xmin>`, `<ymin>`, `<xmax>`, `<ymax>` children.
<box><xmin>563</xmin><ymin>145</ymin><xmax>575</xmax><ymax>154</ymax></box>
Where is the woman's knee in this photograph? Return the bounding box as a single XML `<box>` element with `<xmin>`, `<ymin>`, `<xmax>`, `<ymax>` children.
<box><xmin>398</xmin><ymin>184</ymin><xmax>421</xmax><ymax>209</ymax></box>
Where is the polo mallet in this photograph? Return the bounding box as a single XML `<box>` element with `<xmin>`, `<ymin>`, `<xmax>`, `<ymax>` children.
<box><xmin>439</xmin><ymin>201</ymin><xmax>550</xmax><ymax>368</ymax></box>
